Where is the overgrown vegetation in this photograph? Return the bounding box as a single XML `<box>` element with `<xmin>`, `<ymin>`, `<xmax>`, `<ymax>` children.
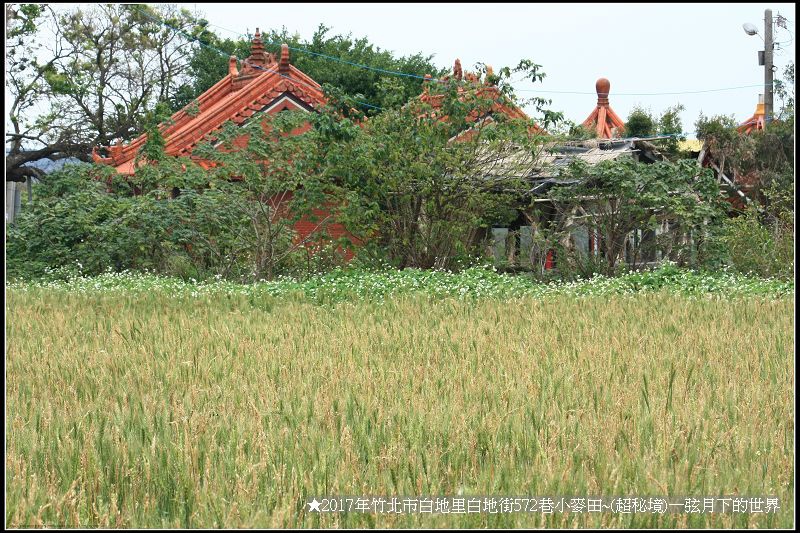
<box><xmin>694</xmin><ymin>62</ymin><xmax>795</xmax><ymax>280</ymax></box>
<box><xmin>623</xmin><ymin>104</ymin><xmax>688</xmax><ymax>158</ymax></box>
<box><xmin>545</xmin><ymin>158</ymin><xmax>727</xmax><ymax>277</ymax></box>
<box><xmin>5</xmin><ymin>7</ymin><xmax>794</xmax><ymax>284</ymax></box>
<box><xmin>6</xmin><ymin>4</ymin><xmax>206</xmax><ymax>182</ymax></box>
<box><xmin>5</xmin><ymin>4</ymin><xmax>443</xmax><ymax>182</ymax></box>
<box><xmin>7</xmin><ymin>61</ymin><xmax>557</xmax><ymax>279</ymax></box>
<box><xmin>722</xmin><ymin>201</ymin><xmax>794</xmax><ymax>280</ymax></box>
<box><xmin>4</xmin><ymin>8</ymin><xmax>796</xmax><ymax>530</ymax></box>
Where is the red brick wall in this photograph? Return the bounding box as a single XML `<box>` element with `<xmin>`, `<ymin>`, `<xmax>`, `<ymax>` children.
<box><xmin>269</xmin><ymin>190</ymin><xmax>358</xmax><ymax>261</ymax></box>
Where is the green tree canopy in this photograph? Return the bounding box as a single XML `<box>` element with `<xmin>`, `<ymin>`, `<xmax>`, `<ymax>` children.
<box><xmin>549</xmin><ymin>157</ymin><xmax>726</xmax><ymax>275</ymax></box>
<box><xmin>173</xmin><ymin>23</ymin><xmax>448</xmax><ymax>114</ymax></box>
<box><xmin>6</xmin><ymin>3</ymin><xmax>206</xmax><ymax>183</ymax></box>
<box><xmin>624</xmin><ymin>106</ymin><xmax>656</xmax><ymax>138</ymax></box>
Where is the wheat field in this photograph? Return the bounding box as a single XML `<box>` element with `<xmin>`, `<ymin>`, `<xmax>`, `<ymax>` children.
<box><xmin>5</xmin><ymin>289</ymin><xmax>794</xmax><ymax>527</ymax></box>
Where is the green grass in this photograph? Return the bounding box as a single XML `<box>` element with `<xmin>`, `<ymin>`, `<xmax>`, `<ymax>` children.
<box><xmin>5</xmin><ymin>274</ymin><xmax>794</xmax><ymax>527</ymax></box>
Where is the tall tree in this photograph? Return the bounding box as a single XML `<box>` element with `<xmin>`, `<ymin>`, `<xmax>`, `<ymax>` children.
<box><xmin>5</xmin><ymin>3</ymin><xmax>205</xmax><ymax>183</ymax></box>
<box><xmin>311</xmin><ymin>66</ymin><xmax>554</xmax><ymax>269</ymax></box>
<box><xmin>624</xmin><ymin>104</ymin><xmax>686</xmax><ymax>157</ymax></box>
<box><xmin>624</xmin><ymin>106</ymin><xmax>656</xmax><ymax>138</ymax></box>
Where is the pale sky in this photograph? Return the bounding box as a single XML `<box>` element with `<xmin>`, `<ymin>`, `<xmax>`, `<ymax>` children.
<box><xmin>6</xmin><ymin>3</ymin><xmax>796</xmax><ymax>142</ymax></box>
<box><xmin>179</xmin><ymin>2</ymin><xmax>796</xmax><ymax>138</ymax></box>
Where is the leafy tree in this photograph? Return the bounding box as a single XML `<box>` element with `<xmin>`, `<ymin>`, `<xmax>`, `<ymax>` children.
<box><xmin>6</xmin><ymin>4</ymin><xmax>66</xmax><ymax>182</ymax></box>
<box><xmin>695</xmin><ymin>113</ymin><xmax>753</xmax><ymax>183</ymax></box>
<box><xmin>696</xmin><ymin>113</ymin><xmax>793</xmax><ymax>207</ymax></box>
<box><xmin>548</xmin><ymin>158</ymin><xmax>726</xmax><ymax>275</ymax></box>
<box><xmin>307</xmin><ymin>67</ymin><xmax>555</xmax><ymax>270</ymax></box>
<box><xmin>656</xmin><ymin>104</ymin><xmax>686</xmax><ymax>157</ymax></box>
<box><xmin>695</xmin><ymin>68</ymin><xmax>794</xmax><ymax>278</ymax></box>
<box><xmin>774</xmin><ymin>60</ymin><xmax>794</xmax><ymax>119</ymax></box>
<box><xmin>624</xmin><ymin>104</ymin><xmax>686</xmax><ymax>157</ymax></box>
<box><xmin>5</xmin><ymin>3</ymin><xmax>206</xmax><ymax>183</ymax></box>
<box><xmin>190</xmin><ymin>110</ymin><xmax>346</xmax><ymax>280</ymax></box>
<box><xmin>624</xmin><ymin>106</ymin><xmax>656</xmax><ymax>138</ymax></box>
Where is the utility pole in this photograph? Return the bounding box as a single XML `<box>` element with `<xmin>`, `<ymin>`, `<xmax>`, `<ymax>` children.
<box><xmin>764</xmin><ymin>8</ymin><xmax>774</xmax><ymax>127</ymax></box>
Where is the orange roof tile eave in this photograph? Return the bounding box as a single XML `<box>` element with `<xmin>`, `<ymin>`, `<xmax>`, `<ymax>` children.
<box><xmin>97</xmin><ymin>61</ymin><xmax>326</xmax><ymax>169</ymax></box>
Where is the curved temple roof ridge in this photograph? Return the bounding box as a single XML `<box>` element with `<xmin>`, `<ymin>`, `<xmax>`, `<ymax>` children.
<box><xmin>93</xmin><ymin>26</ymin><xmax>323</xmax><ymax>174</ymax></box>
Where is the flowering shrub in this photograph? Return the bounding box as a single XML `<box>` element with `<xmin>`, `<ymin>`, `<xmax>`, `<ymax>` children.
<box><xmin>8</xmin><ymin>263</ymin><xmax>792</xmax><ymax>305</ymax></box>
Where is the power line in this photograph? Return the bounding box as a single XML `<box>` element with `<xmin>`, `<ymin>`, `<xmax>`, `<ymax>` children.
<box><xmin>191</xmin><ymin>19</ymin><xmax>446</xmax><ymax>83</ymax></box>
<box><xmin>516</xmin><ymin>83</ymin><xmax>775</xmax><ymax>96</ymax></box>
<box><xmin>191</xmin><ymin>14</ymin><xmax>777</xmax><ymax>100</ymax></box>
<box><xmin>140</xmin><ymin>9</ymin><xmax>769</xmax><ymax>139</ymax></box>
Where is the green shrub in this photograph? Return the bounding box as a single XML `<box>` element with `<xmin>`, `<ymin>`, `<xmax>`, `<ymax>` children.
<box><xmin>723</xmin><ymin>206</ymin><xmax>794</xmax><ymax>279</ymax></box>
<box><xmin>5</xmin><ymin>164</ymin><xmax>255</xmax><ymax>282</ymax></box>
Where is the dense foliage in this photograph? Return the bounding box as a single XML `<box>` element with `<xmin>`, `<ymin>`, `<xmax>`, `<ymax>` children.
<box><xmin>695</xmin><ymin>64</ymin><xmax>795</xmax><ymax>281</ymax></box>
<box><xmin>6</xmin><ymin>10</ymin><xmax>793</xmax><ymax>285</ymax></box>
<box><xmin>6</xmin><ymin>68</ymin><xmax>552</xmax><ymax>280</ymax></box>
<box><xmin>721</xmin><ymin>203</ymin><xmax>794</xmax><ymax>280</ymax></box>
<box><xmin>174</xmin><ymin>23</ymin><xmax>448</xmax><ymax>114</ymax></box>
<box><xmin>545</xmin><ymin>157</ymin><xmax>727</xmax><ymax>277</ymax></box>
<box><xmin>6</xmin><ymin>4</ymin><xmax>445</xmax><ymax>181</ymax></box>
<box><xmin>6</xmin><ymin>4</ymin><xmax>205</xmax><ymax>182</ymax></box>
<box><xmin>310</xmin><ymin>77</ymin><xmax>551</xmax><ymax>270</ymax></box>
<box><xmin>5</xmin><ymin>163</ymin><xmax>258</xmax><ymax>281</ymax></box>
<box><xmin>623</xmin><ymin>104</ymin><xmax>687</xmax><ymax>158</ymax></box>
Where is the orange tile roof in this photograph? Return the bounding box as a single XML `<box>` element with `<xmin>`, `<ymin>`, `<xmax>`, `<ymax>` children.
<box><xmin>581</xmin><ymin>78</ymin><xmax>626</xmax><ymax>139</ymax></box>
<box><xmin>416</xmin><ymin>59</ymin><xmax>544</xmax><ymax>134</ymax></box>
<box><xmin>737</xmin><ymin>97</ymin><xmax>766</xmax><ymax>134</ymax></box>
<box><xmin>93</xmin><ymin>30</ymin><xmax>326</xmax><ymax>174</ymax></box>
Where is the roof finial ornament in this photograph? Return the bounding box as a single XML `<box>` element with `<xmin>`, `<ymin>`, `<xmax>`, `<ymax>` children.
<box><xmin>109</xmin><ymin>140</ymin><xmax>123</xmax><ymax>162</ymax></box>
<box><xmin>485</xmin><ymin>65</ymin><xmax>494</xmax><ymax>85</ymax></box>
<box><xmin>596</xmin><ymin>77</ymin><xmax>610</xmax><ymax>106</ymax></box>
<box><xmin>423</xmin><ymin>73</ymin><xmax>432</xmax><ymax>93</ymax></box>
<box><xmin>582</xmin><ymin>76</ymin><xmax>625</xmax><ymax>138</ymax></box>
<box><xmin>453</xmin><ymin>59</ymin><xmax>462</xmax><ymax>81</ymax></box>
<box><xmin>248</xmin><ymin>27</ymin><xmax>267</xmax><ymax>66</ymax></box>
<box><xmin>229</xmin><ymin>56</ymin><xmax>239</xmax><ymax>77</ymax></box>
<box><xmin>279</xmin><ymin>43</ymin><xmax>290</xmax><ymax>73</ymax></box>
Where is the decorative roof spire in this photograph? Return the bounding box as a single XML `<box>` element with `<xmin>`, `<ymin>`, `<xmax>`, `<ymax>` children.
<box><xmin>239</xmin><ymin>26</ymin><xmax>277</xmax><ymax>79</ymax></box>
<box><xmin>595</xmin><ymin>77</ymin><xmax>610</xmax><ymax>106</ymax></box>
<box><xmin>580</xmin><ymin>77</ymin><xmax>626</xmax><ymax>138</ymax></box>
<box><xmin>248</xmin><ymin>27</ymin><xmax>267</xmax><ymax>66</ymax></box>
<box><xmin>279</xmin><ymin>43</ymin><xmax>290</xmax><ymax>73</ymax></box>
<box><xmin>250</xmin><ymin>28</ymin><xmax>264</xmax><ymax>57</ymax></box>
<box><xmin>737</xmin><ymin>93</ymin><xmax>766</xmax><ymax>134</ymax></box>
<box><xmin>453</xmin><ymin>59</ymin><xmax>462</xmax><ymax>81</ymax></box>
